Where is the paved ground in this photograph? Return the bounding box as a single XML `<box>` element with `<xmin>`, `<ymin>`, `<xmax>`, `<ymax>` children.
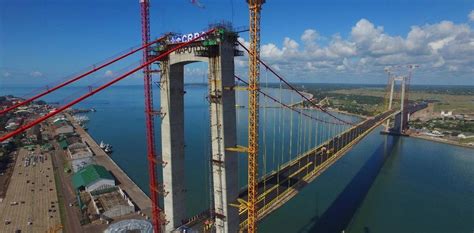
<box><xmin>0</xmin><ymin>147</ymin><xmax>62</xmax><ymax>232</ymax></box>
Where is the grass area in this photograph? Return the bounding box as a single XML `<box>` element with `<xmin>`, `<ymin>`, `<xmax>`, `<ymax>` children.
<box><xmin>460</xmin><ymin>137</ymin><xmax>474</xmax><ymax>143</ymax></box>
<box><xmin>411</xmin><ymin>119</ymin><xmax>474</xmax><ymax>134</ymax></box>
<box><xmin>329</xmin><ymin>88</ymin><xmax>474</xmax><ymax>114</ymax></box>
<box><xmin>288</xmin><ymin>83</ymin><xmax>474</xmax><ymax>117</ymax></box>
<box><xmin>53</xmin><ymin>156</ymin><xmax>67</xmax><ymax>232</ymax></box>
<box><xmin>63</xmin><ymin>160</ymin><xmax>72</xmax><ymax>172</ymax></box>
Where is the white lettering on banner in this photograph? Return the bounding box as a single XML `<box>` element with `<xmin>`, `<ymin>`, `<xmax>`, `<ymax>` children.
<box><xmin>170</xmin><ymin>31</ymin><xmax>206</xmax><ymax>44</ymax></box>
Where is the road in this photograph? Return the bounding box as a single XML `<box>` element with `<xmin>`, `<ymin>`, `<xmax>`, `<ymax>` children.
<box><xmin>47</xmin><ymin>123</ymin><xmax>84</xmax><ymax>233</ymax></box>
<box><xmin>0</xmin><ymin>147</ymin><xmax>61</xmax><ymax>232</ymax></box>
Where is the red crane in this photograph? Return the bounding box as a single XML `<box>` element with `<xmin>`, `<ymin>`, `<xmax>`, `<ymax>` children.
<box><xmin>139</xmin><ymin>0</ymin><xmax>162</xmax><ymax>232</ymax></box>
<box><xmin>0</xmin><ymin>38</ymin><xmax>165</xmax><ymax>116</ymax></box>
<box><xmin>0</xmin><ymin>31</ymin><xmax>214</xmax><ymax>142</ymax></box>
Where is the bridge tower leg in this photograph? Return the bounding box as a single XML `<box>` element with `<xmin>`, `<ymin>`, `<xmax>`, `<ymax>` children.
<box><xmin>385</xmin><ymin>77</ymin><xmax>395</xmax><ymax>132</ymax></box>
<box><xmin>208</xmin><ymin>41</ymin><xmax>239</xmax><ymax>233</ymax></box>
<box><xmin>160</xmin><ymin>62</ymin><xmax>187</xmax><ymax>232</ymax></box>
<box><xmin>399</xmin><ymin>77</ymin><xmax>406</xmax><ymax>134</ymax></box>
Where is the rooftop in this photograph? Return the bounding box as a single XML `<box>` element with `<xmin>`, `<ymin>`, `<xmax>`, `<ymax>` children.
<box><xmin>93</xmin><ymin>188</ymin><xmax>132</xmax><ymax>212</ymax></box>
<box><xmin>72</xmin><ymin>164</ymin><xmax>114</xmax><ymax>190</ymax></box>
<box><xmin>68</xmin><ymin>142</ymin><xmax>92</xmax><ymax>159</ymax></box>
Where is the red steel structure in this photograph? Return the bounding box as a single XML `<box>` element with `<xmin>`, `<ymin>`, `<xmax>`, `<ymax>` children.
<box><xmin>0</xmin><ymin>30</ymin><xmax>215</xmax><ymax>142</ymax></box>
<box><xmin>139</xmin><ymin>0</ymin><xmax>162</xmax><ymax>232</ymax></box>
<box><xmin>0</xmin><ymin>29</ymin><xmax>215</xmax><ymax>232</ymax></box>
<box><xmin>0</xmin><ymin>37</ymin><xmax>166</xmax><ymax>116</ymax></box>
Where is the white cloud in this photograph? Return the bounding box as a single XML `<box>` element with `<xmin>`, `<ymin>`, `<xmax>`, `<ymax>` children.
<box><xmin>261</xmin><ymin>43</ymin><xmax>283</xmax><ymax>58</ymax></box>
<box><xmin>104</xmin><ymin>70</ymin><xmax>114</xmax><ymax>77</ymax></box>
<box><xmin>30</xmin><ymin>71</ymin><xmax>43</xmax><ymax>77</ymax></box>
<box><xmin>301</xmin><ymin>29</ymin><xmax>319</xmax><ymax>46</ymax></box>
<box><xmin>237</xmin><ymin>18</ymin><xmax>474</xmax><ymax>82</ymax></box>
<box><xmin>469</xmin><ymin>10</ymin><xmax>474</xmax><ymax>21</ymax></box>
<box><xmin>2</xmin><ymin>71</ymin><xmax>11</xmax><ymax>77</ymax></box>
<box><xmin>351</xmin><ymin>19</ymin><xmax>383</xmax><ymax>45</ymax></box>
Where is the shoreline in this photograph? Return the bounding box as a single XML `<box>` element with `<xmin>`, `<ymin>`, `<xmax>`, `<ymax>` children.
<box><xmin>326</xmin><ymin>108</ymin><xmax>367</xmax><ymax>119</ymax></box>
<box><xmin>409</xmin><ymin>133</ymin><xmax>474</xmax><ymax>149</ymax></box>
<box><xmin>65</xmin><ymin>113</ymin><xmax>153</xmax><ymax>217</ymax></box>
<box><xmin>274</xmin><ymin>87</ymin><xmax>367</xmax><ymax>120</ymax></box>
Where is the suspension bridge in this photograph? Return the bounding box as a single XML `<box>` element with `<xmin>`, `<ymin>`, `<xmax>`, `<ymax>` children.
<box><xmin>0</xmin><ymin>1</ymin><xmax>427</xmax><ymax>232</ymax></box>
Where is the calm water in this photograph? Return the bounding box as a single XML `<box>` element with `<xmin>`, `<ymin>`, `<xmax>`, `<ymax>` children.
<box><xmin>2</xmin><ymin>84</ymin><xmax>473</xmax><ymax>232</ymax></box>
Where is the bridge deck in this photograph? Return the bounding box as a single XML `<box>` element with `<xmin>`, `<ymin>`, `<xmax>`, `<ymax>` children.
<box><xmin>236</xmin><ymin>109</ymin><xmax>398</xmax><ymax>228</ymax></box>
<box><xmin>175</xmin><ymin>103</ymin><xmax>427</xmax><ymax>231</ymax></box>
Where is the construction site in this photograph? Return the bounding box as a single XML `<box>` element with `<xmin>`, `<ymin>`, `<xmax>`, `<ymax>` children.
<box><xmin>1</xmin><ymin>0</ymin><xmax>473</xmax><ymax>233</ymax></box>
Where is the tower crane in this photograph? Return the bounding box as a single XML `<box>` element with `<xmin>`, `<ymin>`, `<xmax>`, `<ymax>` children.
<box><xmin>246</xmin><ymin>0</ymin><xmax>265</xmax><ymax>232</ymax></box>
<box><xmin>139</xmin><ymin>0</ymin><xmax>162</xmax><ymax>232</ymax></box>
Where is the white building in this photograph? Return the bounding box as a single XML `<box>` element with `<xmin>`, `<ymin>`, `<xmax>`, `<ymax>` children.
<box><xmin>67</xmin><ymin>142</ymin><xmax>93</xmax><ymax>160</ymax></box>
<box><xmin>91</xmin><ymin>187</ymin><xmax>135</xmax><ymax>219</ymax></box>
<box><xmin>440</xmin><ymin>111</ymin><xmax>453</xmax><ymax>117</ymax></box>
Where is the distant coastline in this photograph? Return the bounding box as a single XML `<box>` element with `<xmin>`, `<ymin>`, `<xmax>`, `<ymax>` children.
<box><xmin>409</xmin><ymin>134</ymin><xmax>474</xmax><ymax>149</ymax></box>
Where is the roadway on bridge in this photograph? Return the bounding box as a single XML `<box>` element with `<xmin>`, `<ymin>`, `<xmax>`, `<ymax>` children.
<box><xmin>236</xmin><ymin>109</ymin><xmax>397</xmax><ymax>226</ymax></box>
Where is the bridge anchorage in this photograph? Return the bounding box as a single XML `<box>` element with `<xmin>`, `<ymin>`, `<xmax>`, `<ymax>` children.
<box><xmin>150</xmin><ymin>24</ymin><xmax>243</xmax><ymax>232</ymax></box>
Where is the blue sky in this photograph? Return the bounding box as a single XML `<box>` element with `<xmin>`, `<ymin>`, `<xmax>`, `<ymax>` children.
<box><xmin>1</xmin><ymin>0</ymin><xmax>473</xmax><ymax>86</ymax></box>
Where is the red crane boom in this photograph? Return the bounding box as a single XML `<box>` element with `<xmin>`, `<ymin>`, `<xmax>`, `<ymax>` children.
<box><xmin>139</xmin><ymin>0</ymin><xmax>162</xmax><ymax>232</ymax></box>
<box><xmin>0</xmin><ymin>29</ymin><xmax>215</xmax><ymax>143</ymax></box>
<box><xmin>0</xmin><ymin>36</ymin><xmax>167</xmax><ymax>116</ymax></box>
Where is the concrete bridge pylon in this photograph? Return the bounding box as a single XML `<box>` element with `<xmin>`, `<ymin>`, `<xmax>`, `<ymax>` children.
<box><xmin>154</xmin><ymin>27</ymin><xmax>242</xmax><ymax>233</ymax></box>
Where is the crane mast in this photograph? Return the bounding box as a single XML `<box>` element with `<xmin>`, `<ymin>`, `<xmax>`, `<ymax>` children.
<box><xmin>139</xmin><ymin>0</ymin><xmax>162</xmax><ymax>232</ymax></box>
<box><xmin>246</xmin><ymin>0</ymin><xmax>265</xmax><ymax>232</ymax></box>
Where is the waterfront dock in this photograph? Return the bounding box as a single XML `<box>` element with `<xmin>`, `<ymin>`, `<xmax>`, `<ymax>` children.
<box><xmin>65</xmin><ymin>114</ymin><xmax>152</xmax><ymax>217</ymax></box>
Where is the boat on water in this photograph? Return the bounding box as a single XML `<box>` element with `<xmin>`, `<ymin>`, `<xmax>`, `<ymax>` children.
<box><xmin>99</xmin><ymin>141</ymin><xmax>106</xmax><ymax>149</ymax></box>
<box><xmin>104</xmin><ymin>144</ymin><xmax>113</xmax><ymax>153</ymax></box>
<box><xmin>73</xmin><ymin>115</ymin><xmax>89</xmax><ymax>123</ymax></box>
<box><xmin>100</xmin><ymin>140</ymin><xmax>113</xmax><ymax>153</ymax></box>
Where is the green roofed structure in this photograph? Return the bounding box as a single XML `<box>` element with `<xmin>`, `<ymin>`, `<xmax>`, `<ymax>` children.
<box><xmin>72</xmin><ymin>164</ymin><xmax>115</xmax><ymax>193</ymax></box>
<box><xmin>58</xmin><ymin>139</ymin><xmax>68</xmax><ymax>150</ymax></box>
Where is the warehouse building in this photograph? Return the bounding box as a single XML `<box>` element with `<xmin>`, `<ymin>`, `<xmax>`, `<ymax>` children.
<box><xmin>72</xmin><ymin>164</ymin><xmax>115</xmax><ymax>193</ymax></box>
<box><xmin>90</xmin><ymin>187</ymin><xmax>136</xmax><ymax>219</ymax></box>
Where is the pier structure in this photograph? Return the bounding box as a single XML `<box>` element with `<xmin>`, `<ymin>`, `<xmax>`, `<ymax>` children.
<box><xmin>384</xmin><ymin>75</ymin><xmax>408</xmax><ymax>134</ymax></box>
<box><xmin>154</xmin><ymin>27</ymin><xmax>242</xmax><ymax>233</ymax></box>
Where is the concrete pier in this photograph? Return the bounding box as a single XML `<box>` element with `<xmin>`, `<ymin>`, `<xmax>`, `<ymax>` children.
<box><xmin>208</xmin><ymin>42</ymin><xmax>239</xmax><ymax>233</ymax></box>
<box><xmin>160</xmin><ymin>62</ymin><xmax>187</xmax><ymax>232</ymax></box>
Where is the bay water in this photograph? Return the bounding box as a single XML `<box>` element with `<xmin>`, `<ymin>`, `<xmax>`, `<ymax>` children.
<box><xmin>2</xmin><ymin>84</ymin><xmax>473</xmax><ymax>232</ymax></box>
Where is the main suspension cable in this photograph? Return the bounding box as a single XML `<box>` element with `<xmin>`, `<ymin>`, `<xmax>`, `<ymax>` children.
<box><xmin>237</xmin><ymin>41</ymin><xmax>353</xmax><ymax>125</ymax></box>
<box><xmin>234</xmin><ymin>75</ymin><xmax>348</xmax><ymax>125</ymax></box>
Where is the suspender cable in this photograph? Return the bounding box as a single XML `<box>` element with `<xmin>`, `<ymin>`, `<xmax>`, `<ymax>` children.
<box><xmin>289</xmin><ymin>93</ymin><xmax>294</xmax><ymax>165</ymax></box>
<box><xmin>262</xmin><ymin>68</ymin><xmax>268</xmax><ymax>208</ymax></box>
<box><xmin>277</xmin><ymin>80</ymin><xmax>283</xmax><ymax>198</ymax></box>
<box><xmin>234</xmin><ymin>75</ymin><xmax>344</xmax><ymax>125</ymax></box>
<box><xmin>237</xmin><ymin>41</ymin><xmax>353</xmax><ymax>126</ymax></box>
